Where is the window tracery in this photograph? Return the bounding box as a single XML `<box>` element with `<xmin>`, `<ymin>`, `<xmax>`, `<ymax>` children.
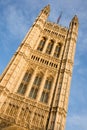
<box><xmin>17</xmin><ymin>69</ymin><xmax>33</xmax><ymax>95</ymax></box>
<box><xmin>37</xmin><ymin>37</ymin><xmax>46</xmax><ymax>51</ymax></box>
<box><xmin>46</xmin><ymin>40</ymin><xmax>54</xmax><ymax>54</ymax></box>
<box><xmin>40</xmin><ymin>76</ymin><xmax>53</xmax><ymax>103</ymax></box>
<box><xmin>54</xmin><ymin>43</ymin><xmax>61</xmax><ymax>57</ymax></box>
<box><xmin>29</xmin><ymin>73</ymin><xmax>43</xmax><ymax>99</ymax></box>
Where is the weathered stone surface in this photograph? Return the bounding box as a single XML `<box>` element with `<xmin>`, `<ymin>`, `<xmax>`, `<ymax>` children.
<box><xmin>2</xmin><ymin>125</ymin><xmax>27</xmax><ymax>130</ymax></box>
<box><xmin>0</xmin><ymin>4</ymin><xmax>79</xmax><ymax>130</ymax></box>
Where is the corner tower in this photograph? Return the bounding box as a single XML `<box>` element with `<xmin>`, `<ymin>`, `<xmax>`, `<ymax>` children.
<box><xmin>0</xmin><ymin>5</ymin><xmax>78</xmax><ymax>130</ymax></box>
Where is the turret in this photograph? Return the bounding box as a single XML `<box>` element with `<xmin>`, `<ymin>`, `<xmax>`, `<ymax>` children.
<box><xmin>0</xmin><ymin>5</ymin><xmax>51</xmax><ymax>91</ymax></box>
<box><xmin>22</xmin><ymin>5</ymin><xmax>50</xmax><ymax>48</ymax></box>
<box><xmin>37</xmin><ymin>4</ymin><xmax>50</xmax><ymax>21</ymax></box>
<box><xmin>50</xmin><ymin>16</ymin><xmax>79</xmax><ymax>130</ymax></box>
<box><xmin>69</xmin><ymin>15</ymin><xmax>79</xmax><ymax>36</ymax></box>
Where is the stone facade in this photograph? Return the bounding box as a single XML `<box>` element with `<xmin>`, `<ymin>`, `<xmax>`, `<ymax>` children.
<box><xmin>0</xmin><ymin>5</ymin><xmax>78</xmax><ymax>130</ymax></box>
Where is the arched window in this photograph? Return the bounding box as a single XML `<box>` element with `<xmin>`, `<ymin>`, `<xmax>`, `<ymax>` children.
<box><xmin>17</xmin><ymin>69</ymin><xmax>33</xmax><ymax>95</ymax></box>
<box><xmin>54</xmin><ymin>44</ymin><xmax>61</xmax><ymax>57</ymax></box>
<box><xmin>40</xmin><ymin>91</ymin><xmax>48</xmax><ymax>103</ymax></box>
<box><xmin>44</xmin><ymin>79</ymin><xmax>52</xmax><ymax>90</ymax></box>
<box><xmin>40</xmin><ymin>77</ymin><xmax>53</xmax><ymax>103</ymax></box>
<box><xmin>17</xmin><ymin>83</ymin><xmax>27</xmax><ymax>95</ymax></box>
<box><xmin>37</xmin><ymin>37</ymin><xmax>46</xmax><ymax>51</ymax></box>
<box><xmin>23</xmin><ymin>71</ymin><xmax>32</xmax><ymax>82</ymax></box>
<box><xmin>33</xmin><ymin>75</ymin><xmax>42</xmax><ymax>87</ymax></box>
<box><xmin>29</xmin><ymin>87</ymin><xmax>38</xmax><ymax>99</ymax></box>
<box><xmin>46</xmin><ymin>40</ymin><xmax>54</xmax><ymax>54</ymax></box>
<box><xmin>29</xmin><ymin>73</ymin><xmax>43</xmax><ymax>99</ymax></box>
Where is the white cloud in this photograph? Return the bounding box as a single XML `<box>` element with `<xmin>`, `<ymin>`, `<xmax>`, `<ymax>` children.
<box><xmin>78</xmin><ymin>38</ymin><xmax>87</xmax><ymax>54</ymax></box>
<box><xmin>77</xmin><ymin>68</ymin><xmax>87</xmax><ymax>76</ymax></box>
<box><xmin>74</xmin><ymin>58</ymin><xmax>80</xmax><ymax>66</ymax></box>
<box><xmin>4</xmin><ymin>5</ymin><xmax>28</xmax><ymax>39</ymax></box>
<box><xmin>66</xmin><ymin>114</ymin><xmax>87</xmax><ymax>130</ymax></box>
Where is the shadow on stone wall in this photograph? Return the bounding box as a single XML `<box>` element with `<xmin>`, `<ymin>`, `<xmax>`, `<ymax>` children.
<box><xmin>2</xmin><ymin>125</ymin><xmax>27</xmax><ymax>130</ymax></box>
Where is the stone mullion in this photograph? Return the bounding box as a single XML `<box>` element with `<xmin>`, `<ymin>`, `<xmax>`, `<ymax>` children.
<box><xmin>36</xmin><ymin>70</ymin><xmax>48</xmax><ymax>102</ymax></box>
<box><xmin>25</xmin><ymin>66</ymin><xmax>38</xmax><ymax>97</ymax></box>
<box><xmin>42</xmin><ymin>38</ymin><xmax>50</xmax><ymax>53</ymax></box>
<box><xmin>51</xmin><ymin>41</ymin><xmax>57</xmax><ymax>56</ymax></box>
<box><xmin>59</xmin><ymin>43</ymin><xmax>65</xmax><ymax>60</ymax></box>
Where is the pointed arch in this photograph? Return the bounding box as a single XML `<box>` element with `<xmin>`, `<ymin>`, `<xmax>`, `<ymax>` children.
<box><xmin>37</xmin><ymin>37</ymin><xmax>46</xmax><ymax>51</ymax></box>
<box><xmin>17</xmin><ymin>69</ymin><xmax>34</xmax><ymax>95</ymax></box>
<box><xmin>40</xmin><ymin>76</ymin><xmax>54</xmax><ymax>103</ymax></box>
<box><xmin>54</xmin><ymin>43</ymin><xmax>61</xmax><ymax>57</ymax></box>
<box><xmin>46</xmin><ymin>40</ymin><xmax>54</xmax><ymax>54</ymax></box>
<box><xmin>44</xmin><ymin>76</ymin><xmax>53</xmax><ymax>90</ymax></box>
<box><xmin>29</xmin><ymin>72</ymin><xmax>43</xmax><ymax>99</ymax></box>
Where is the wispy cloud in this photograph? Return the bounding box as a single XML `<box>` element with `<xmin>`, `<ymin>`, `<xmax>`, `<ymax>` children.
<box><xmin>3</xmin><ymin>5</ymin><xmax>28</xmax><ymax>39</ymax></box>
<box><xmin>0</xmin><ymin>1</ymin><xmax>87</xmax><ymax>130</ymax></box>
<box><xmin>66</xmin><ymin>114</ymin><xmax>87</xmax><ymax>130</ymax></box>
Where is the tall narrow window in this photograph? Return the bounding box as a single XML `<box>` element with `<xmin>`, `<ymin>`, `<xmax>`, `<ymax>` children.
<box><xmin>23</xmin><ymin>72</ymin><xmax>32</xmax><ymax>82</ymax></box>
<box><xmin>44</xmin><ymin>79</ymin><xmax>52</xmax><ymax>90</ymax></box>
<box><xmin>40</xmin><ymin>77</ymin><xmax>53</xmax><ymax>103</ymax></box>
<box><xmin>17</xmin><ymin>83</ymin><xmax>27</xmax><ymax>95</ymax></box>
<box><xmin>40</xmin><ymin>91</ymin><xmax>48</xmax><ymax>103</ymax></box>
<box><xmin>17</xmin><ymin>69</ymin><xmax>33</xmax><ymax>95</ymax></box>
<box><xmin>37</xmin><ymin>37</ymin><xmax>46</xmax><ymax>51</ymax></box>
<box><xmin>29</xmin><ymin>73</ymin><xmax>43</xmax><ymax>99</ymax></box>
<box><xmin>29</xmin><ymin>87</ymin><xmax>38</xmax><ymax>99</ymax></box>
<box><xmin>33</xmin><ymin>75</ymin><xmax>42</xmax><ymax>87</ymax></box>
<box><xmin>54</xmin><ymin>44</ymin><xmax>61</xmax><ymax>57</ymax></box>
<box><xmin>46</xmin><ymin>40</ymin><xmax>54</xmax><ymax>54</ymax></box>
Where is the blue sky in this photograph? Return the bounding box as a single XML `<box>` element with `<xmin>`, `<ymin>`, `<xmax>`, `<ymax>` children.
<box><xmin>0</xmin><ymin>0</ymin><xmax>87</xmax><ymax>130</ymax></box>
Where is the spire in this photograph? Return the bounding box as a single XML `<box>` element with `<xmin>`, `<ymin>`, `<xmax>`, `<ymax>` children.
<box><xmin>70</xmin><ymin>15</ymin><xmax>79</xmax><ymax>26</ymax></box>
<box><xmin>42</xmin><ymin>4</ymin><xmax>50</xmax><ymax>12</ymax></box>
<box><xmin>72</xmin><ymin>15</ymin><xmax>79</xmax><ymax>24</ymax></box>
<box><xmin>69</xmin><ymin>15</ymin><xmax>79</xmax><ymax>30</ymax></box>
<box><xmin>41</xmin><ymin>4</ymin><xmax>50</xmax><ymax>16</ymax></box>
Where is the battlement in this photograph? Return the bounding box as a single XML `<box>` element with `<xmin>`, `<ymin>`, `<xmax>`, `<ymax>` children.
<box><xmin>43</xmin><ymin>21</ymin><xmax>68</xmax><ymax>40</ymax></box>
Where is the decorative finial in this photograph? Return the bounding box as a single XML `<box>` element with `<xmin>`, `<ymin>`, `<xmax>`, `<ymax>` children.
<box><xmin>42</xmin><ymin>4</ymin><xmax>50</xmax><ymax>14</ymax></box>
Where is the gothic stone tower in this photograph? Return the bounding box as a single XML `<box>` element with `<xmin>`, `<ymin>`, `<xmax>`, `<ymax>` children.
<box><xmin>0</xmin><ymin>5</ymin><xmax>78</xmax><ymax>130</ymax></box>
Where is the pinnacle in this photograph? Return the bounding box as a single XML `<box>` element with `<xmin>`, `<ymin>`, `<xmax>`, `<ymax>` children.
<box><xmin>42</xmin><ymin>4</ymin><xmax>50</xmax><ymax>12</ymax></box>
<box><xmin>72</xmin><ymin>15</ymin><xmax>78</xmax><ymax>21</ymax></box>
